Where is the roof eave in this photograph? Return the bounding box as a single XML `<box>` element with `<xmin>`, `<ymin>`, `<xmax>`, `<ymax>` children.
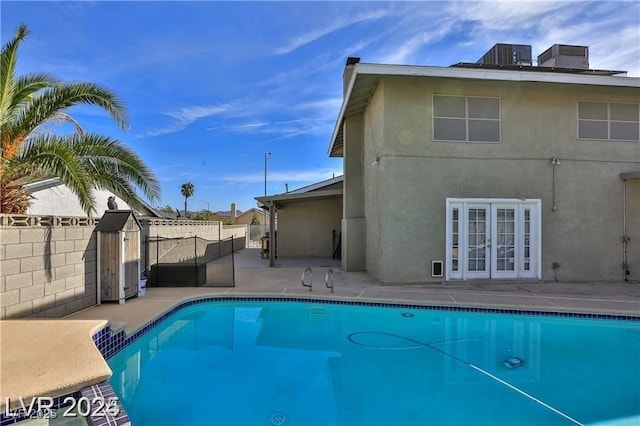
<box><xmin>255</xmin><ymin>188</ymin><xmax>343</xmax><ymax>205</ymax></box>
<box><xmin>328</xmin><ymin>65</ymin><xmax>360</xmax><ymax>158</ymax></box>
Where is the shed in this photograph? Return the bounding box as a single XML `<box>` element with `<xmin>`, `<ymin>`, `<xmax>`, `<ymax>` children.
<box><xmin>96</xmin><ymin>210</ymin><xmax>142</xmax><ymax>304</ymax></box>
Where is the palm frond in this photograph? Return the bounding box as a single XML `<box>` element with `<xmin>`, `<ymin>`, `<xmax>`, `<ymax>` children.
<box><xmin>0</xmin><ymin>24</ymin><xmax>29</xmax><ymax>124</ymax></box>
<box><xmin>68</xmin><ymin>133</ymin><xmax>161</xmax><ymax>203</ymax></box>
<box><xmin>1</xmin><ymin>73</ymin><xmax>60</xmax><ymax>132</ymax></box>
<box><xmin>13</xmin><ymin>135</ymin><xmax>94</xmax><ymax>214</ymax></box>
<box><xmin>5</xmin><ymin>82</ymin><xmax>129</xmax><ymax>146</ymax></box>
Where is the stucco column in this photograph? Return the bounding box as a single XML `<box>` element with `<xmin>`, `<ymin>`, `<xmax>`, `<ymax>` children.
<box><xmin>342</xmin><ymin>113</ymin><xmax>366</xmax><ymax>271</ymax></box>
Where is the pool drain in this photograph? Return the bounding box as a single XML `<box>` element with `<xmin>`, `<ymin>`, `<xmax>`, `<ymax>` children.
<box><xmin>271</xmin><ymin>413</ymin><xmax>287</xmax><ymax>425</ymax></box>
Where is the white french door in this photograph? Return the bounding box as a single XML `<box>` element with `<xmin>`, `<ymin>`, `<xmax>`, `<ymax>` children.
<box><xmin>446</xmin><ymin>199</ymin><xmax>541</xmax><ymax>280</ymax></box>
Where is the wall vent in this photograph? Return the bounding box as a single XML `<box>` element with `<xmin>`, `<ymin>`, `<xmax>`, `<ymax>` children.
<box><xmin>432</xmin><ymin>260</ymin><xmax>444</xmax><ymax>278</ymax></box>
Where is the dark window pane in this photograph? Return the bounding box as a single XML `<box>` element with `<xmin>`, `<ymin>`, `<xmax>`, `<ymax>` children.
<box><xmin>434</xmin><ymin>96</ymin><xmax>465</xmax><ymax>118</ymax></box>
<box><xmin>610</xmin><ymin>122</ymin><xmax>640</xmax><ymax>141</ymax></box>
<box><xmin>434</xmin><ymin>118</ymin><xmax>466</xmax><ymax>141</ymax></box>
<box><xmin>579</xmin><ymin>102</ymin><xmax>607</xmax><ymax>120</ymax></box>
<box><xmin>468</xmin><ymin>97</ymin><xmax>500</xmax><ymax>119</ymax></box>
<box><xmin>469</xmin><ymin>120</ymin><xmax>500</xmax><ymax>142</ymax></box>
<box><xmin>610</xmin><ymin>103</ymin><xmax>639</xmax><ymax>121</ymax></box>
<box><xmin>579</xmin><ymin>120</ymin><xmax>608</xmax><ymax>139</ymax></box>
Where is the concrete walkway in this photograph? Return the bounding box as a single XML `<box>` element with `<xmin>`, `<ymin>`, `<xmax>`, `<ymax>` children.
<box><xmin>66</xmin><ymin>248</ymin><xmax>640</xmax><ymax>334</ymax></box>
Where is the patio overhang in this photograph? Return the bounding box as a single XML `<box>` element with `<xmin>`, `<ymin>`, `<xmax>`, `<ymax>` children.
<box><xmin>255</xmin><ymin>189</ymin><xmax>343</xmax><ymax>208</ymax></box>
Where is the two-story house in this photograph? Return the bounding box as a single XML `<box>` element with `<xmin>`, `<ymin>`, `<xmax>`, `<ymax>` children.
<box><xmin>329</xmin><ymin>45</ymin><xmax>640</xmax><ymax>284</ymax></box>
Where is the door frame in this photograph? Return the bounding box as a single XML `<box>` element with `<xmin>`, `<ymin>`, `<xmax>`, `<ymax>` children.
<box><xmin>445</xmin><ymin>198</ymin><xmax>542</xmax><ymax>281</ymax></box>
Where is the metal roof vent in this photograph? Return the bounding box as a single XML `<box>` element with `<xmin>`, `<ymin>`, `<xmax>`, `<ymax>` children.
<box><xmin>477</xmin><ymin>43</ymin><xmax>532</xmax><ymax>66</ymax></box>
<box><xmin>538</xmin><ymin>44</ymin><xmax>589</xmax><ymax>69</ymax></box>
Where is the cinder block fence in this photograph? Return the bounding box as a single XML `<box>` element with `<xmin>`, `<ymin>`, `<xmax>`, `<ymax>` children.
<box><xmin>0</xmin><ymin>214</ymin><xmax>245</xmax><ymax>319</ymax></box>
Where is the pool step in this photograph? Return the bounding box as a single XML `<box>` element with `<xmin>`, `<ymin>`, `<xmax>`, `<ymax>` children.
<box><xmin>309</xmin><ymin>306</ymin><xmax>327</xmax><ymax>316</ymax></box>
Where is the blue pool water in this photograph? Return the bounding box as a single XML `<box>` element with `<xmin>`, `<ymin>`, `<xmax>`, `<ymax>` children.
<box><xmin>108</xmin><ymin>301</ymin><xmax>640</xmax><ymax>425</ymax></box>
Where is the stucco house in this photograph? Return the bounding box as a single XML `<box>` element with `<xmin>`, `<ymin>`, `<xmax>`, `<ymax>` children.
<box><xmin>213</xmin><ymin>203</ymin><xmax>267</xmax><ymax>225</ymax></box>
<box><xmin>25</xmin><ymin>178</ymin><xmax>162</xmax><ymax>218</ymax></box>
<box><xmin>329</xmin><ymin>45</ymin><xmax>640</xmax><ymax>284</ymax></box>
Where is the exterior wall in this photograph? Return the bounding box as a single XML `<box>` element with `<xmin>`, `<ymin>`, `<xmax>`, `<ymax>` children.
<box><xmin>0</xmin><ymin>215</ymin><xmax>98</xmax><ymax>319</ymax></box>
<box><xmin>342</xmin><ymin>113</ymin><xmax>366</xmax><ymax>271</ymax></box>
<box><xmin>0</xmin><ymin>215</ymin><xmax>248</xmax><ymax>319</ymax></box>
<box><xmin>363</xmin><ymin>84</ymin><xmax>386</xmax><ymax>279</ymax></box>
<box><xmin>352</xmin><ymin>75</ymin><xmax>639</xmax><ymax>283</ymax></box>
<box><xmin>27</xmin><ymin>183</ymin><xmax>133</xmax><ymax>217</ymax></box>
<box><xmin>276</xmin><ymin>197</ymin><xmax>342</xmax><ymax>258</ymax></box>
<box><xmin>235</xmin><ymin>210</ymin><xmax>262</xmax><ymax>225</ymax></box>
<box><xmin>625</xmin><ymin>180</ymin><xmax>640</xmax><ymax>282</ymax></box>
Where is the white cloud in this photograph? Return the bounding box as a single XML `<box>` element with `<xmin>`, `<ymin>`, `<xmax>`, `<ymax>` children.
<box><xmin>165</xmin><ymin>105</ymin><xmax>228</xmax><ymax>124</ymax></box>
<box><xmin>224</xmin><ymin>168</ymin><xmax>342</xmax><ymax>185</ymax></box>
<box><xmin>137</xmin><ymin>104</ymin><xmax>229</xmax><ymax>138</ymax></box>
<box><xmin>294</xmin><ymin>98</ymin><xmax>343</xmax><ymax>112</ymax></box>
<box><xmin>274</xmin><ymin>9</ymin><xmax>391</xmax><ymax>55</ymax></box>
<box><xmin>383</xmin><ymin>29</ymin><xmax>452</xmax><ymax>65</ymax></box>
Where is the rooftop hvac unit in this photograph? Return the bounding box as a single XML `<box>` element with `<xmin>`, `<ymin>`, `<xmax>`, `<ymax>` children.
<box><xmin>538</xmin><ymin>44</ymin><xmax>589</xmax><ymax>69</ymax></box>
<box><xmin>477</xmin><ymin>43</ymin><xmax>532</xmax><ymax>66</ymax></box>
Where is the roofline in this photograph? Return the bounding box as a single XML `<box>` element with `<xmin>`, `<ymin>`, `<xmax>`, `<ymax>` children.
<box><xmin>286</xmin><ymin>175</ymin><xmax>343</xmax><ymax>194</ymax></box>
<box><xmin>23</xmin><ymin>178</ymin><xmax>162</xmax><ymax>218</ymax></box>
<box><xmin>328</xmin><ymin>62</ymin><xmax>640</xmax><ymax>156</ymax></box>
<box><xmin>356</xmin><ymin>62</ymin><xmax>639</xmax><ymax>87</ymax></box>
<box><xmin>23</xmin><ymin>178</ymin><xmax>62</xmax><ymax>192</ymax></box>
<box><xmin>255</xmin><ymin>189</ymin><xmax>343</xmax><ymax>205</ymax></box>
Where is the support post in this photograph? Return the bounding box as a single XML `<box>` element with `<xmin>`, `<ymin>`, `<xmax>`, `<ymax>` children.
<box><xmin>269</xmin><ymin>201</ymin><xmax>276</xmax><ymax>267</ymax></box>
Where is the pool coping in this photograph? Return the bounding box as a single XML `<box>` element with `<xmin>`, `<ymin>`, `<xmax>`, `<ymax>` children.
<box><xmin>0</xmin><ymin>320</ymin><xmax>131</xmax><ymax>426</ymax></box>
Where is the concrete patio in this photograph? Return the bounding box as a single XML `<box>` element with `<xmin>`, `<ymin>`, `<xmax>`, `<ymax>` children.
<box><xmin>67</xmin><ymin>248</ymin><xmax>640</xmax><ymax>334</ymax></box>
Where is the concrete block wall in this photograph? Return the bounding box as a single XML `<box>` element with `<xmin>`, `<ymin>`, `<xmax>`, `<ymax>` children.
<box><xmin>0</xmin><ymin>215</ymin><xmax>98</xmax><ymax>319</ymax></box>
<box><xmin>140</xmin><ymin>220</ymin><xmax>247</xmax><ymax>271</ymax></box>
<box><xmin>0</xmin><ymin>215</ymin><xmax>252</xmax><ymax>319</ymax></box>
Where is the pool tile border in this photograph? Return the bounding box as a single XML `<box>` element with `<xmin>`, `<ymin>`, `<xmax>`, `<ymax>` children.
<box><xmin>80</xmin><ymin>381</ymin><xmax>131</xmax><ymax>426</ymax></box>
<box><xmin>95</xmin><ymin>295</ymin><xmax>640</xmax><ymax>360</ymax></box>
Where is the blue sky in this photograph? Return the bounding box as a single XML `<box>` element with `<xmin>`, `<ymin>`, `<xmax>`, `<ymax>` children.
<box><xmin>2</xmin><ymin>1</ymin><xmax>639</xmax><ymax>213</ymax></box>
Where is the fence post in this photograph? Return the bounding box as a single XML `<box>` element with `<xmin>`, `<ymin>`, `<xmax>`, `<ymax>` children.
<box><xmin>194</xmin><ymin>235</ymin><xmax>198</xmax><ymax>286</ymax></box>
<box><xmin>231</xmin><ymin>237</ymin><xmax>235</xmax><ymax>287</ymax></box>
<box><xmin>144</xmin><ymin>234</ymin><xmax>149</xmax><ymax>277</ymax></box>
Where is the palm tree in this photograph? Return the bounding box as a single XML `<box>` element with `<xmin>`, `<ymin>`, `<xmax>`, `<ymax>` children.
<box><xmin>180</xmin><ymin>182</ymin><xmax>194</xmax><ymax>218</ymax></box>
<box><xmin>0</xmin><ymin>24</ymin><xmax>160</xmax><ymax>215</ymax></box>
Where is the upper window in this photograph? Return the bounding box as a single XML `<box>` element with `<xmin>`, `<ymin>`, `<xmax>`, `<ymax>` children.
<box><xmin>578</xmin><ymin>101</ymin><xmax>639</xmax><ymax>141</ymax></box>
<box><xmin>433</xmin><ymin>95</ymin><xmax>500</xmax><ymax>143</ymax></box>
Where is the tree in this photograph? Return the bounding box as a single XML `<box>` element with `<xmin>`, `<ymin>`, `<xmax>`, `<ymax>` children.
<box><xmin>251</xmin><ymin>213</ymin><xmax>260</xmax><ymax>225</ymax></box>
<box><xmin>180</xmin><ymin>182</ymin><xmax>194</xmax><ymax>218</ymax></box>
<box><xmin>0</xmin><ymin>24</ymin><xmax>160</xmax><ymax>214</ymax></box>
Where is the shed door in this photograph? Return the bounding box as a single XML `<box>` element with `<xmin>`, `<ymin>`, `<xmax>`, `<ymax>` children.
<box><xmin>123</xmin><ymin>228</ymin><xmax>139</xmax><ymax>298</ymax></box>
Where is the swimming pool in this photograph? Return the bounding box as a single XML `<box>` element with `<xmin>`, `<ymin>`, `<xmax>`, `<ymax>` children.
<box><xmin>107</xmin><ymin>300</ymin><xmax>640</xmax><ymax>425</ymax></box>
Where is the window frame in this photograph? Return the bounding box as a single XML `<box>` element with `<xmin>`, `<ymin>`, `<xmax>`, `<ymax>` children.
<box><xmin>577</xmin><ymin>101</ymin><xmax>640</xmax><ymax>142</ymax></box>
<box><xmin>433</xmin><ymin>94</ymin><xmax>502</xmax><ymax>143</ymax></box>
